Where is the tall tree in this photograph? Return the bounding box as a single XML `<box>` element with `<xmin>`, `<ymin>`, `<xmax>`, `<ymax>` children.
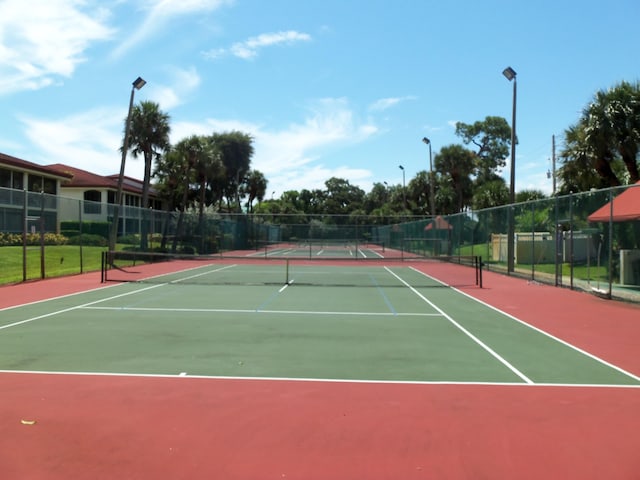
<box><xmin>165</xmin><ymin>136</ymin><xmax>205</xmax><ymax>252</ymax></box>
<box><xmin>180</xmin><ymin>135</ymin><xmax>224</xmax><ymax>252</ymax></box>
<box><xmin>582</xmin><ymin>81</ymin><xmax>640</xmax><ymax>185</ymax></box>
<box><xmin>557</xmin><ymin>123</ymin><xmax>610</xmax><ymax>194</ymax></box>
<box><xmin>212</xmin><ymin>131</ymin><xmax>254</xmax><ymax>212</ymax></box>
<box><xmin>471</xmin><ymin>178</ymin><xmax>509</xmax><ymax>210</ymax></box>
<box><xmin>128</xmin><ymin>100</ymin><xmax>171</xmax><ymax>250</ymax></box>
<box><xmin>434</xmin><ymin>145</ymin><xmax>475</xmax><ymax>213</ymax></box>
<box><xmin>562</xmin><ymin>81</ymin><xmax>640</xmax><ymax>190</ymax></box>
<box><xmin>243</xmin><ymin>169</ymin><xmax>268</xmax><ymax>213</ymax></box>
<box><xmin>407</xmin><ymin>170</ymin><xmax>434</xmax><ymax>216</ymax></box>
<box><xmin>154</xmin><ymin>148</ymin><xmax>185</xmax><ymax>250</ymax></box>
<box><xmin>323</xmin><ymin>177</ymin><xmax>365</xmax><ymax>217</ymax></box>
<box><xmin>455</xmin><ymin>116</ymin><xmax>512</xmax><ymax>184</ymax></box>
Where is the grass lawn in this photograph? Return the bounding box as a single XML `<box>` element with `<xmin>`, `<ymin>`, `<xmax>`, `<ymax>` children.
<box><xmin>0</xmin><ymin>245</ymin><xmax>106</xmax><ymax>285</ymax></box>
<box><xmin>455</xmin><ymin>243</ymin><xmax>611</xmax><ymax>284</ymax></box>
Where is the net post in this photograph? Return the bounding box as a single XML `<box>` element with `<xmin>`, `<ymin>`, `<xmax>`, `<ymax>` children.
<box><xmin>474</xmin><ymin>255</ymin><xmax>478</xmax><ymax>285</ymax></box>
<box><xmin>285</xmin><ymin>258</ymin><xmax>290</xmax><ymax>284</ymax></box>
<box><xmin>100</xmin><ymin>251</ymin><xmax>105</xmax><ymax>283</ymax></box>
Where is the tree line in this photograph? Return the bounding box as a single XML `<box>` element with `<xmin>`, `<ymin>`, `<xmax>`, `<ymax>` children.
<box><xmin>125</xmin><ymin>81</ymin><xmax>639</xmax><ymax>222</ymax></box>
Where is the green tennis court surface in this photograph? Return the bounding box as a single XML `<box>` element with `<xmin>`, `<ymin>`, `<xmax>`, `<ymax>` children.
<box><xmin>1</xmin><ymin>261</ymin><xmax>638</xmax><ymax>387</ymax></box>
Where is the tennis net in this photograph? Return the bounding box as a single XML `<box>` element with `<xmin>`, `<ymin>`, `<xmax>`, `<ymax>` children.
<box><xmin>101</xmin><ymin>251</ymin><xmax>482</xmax><ymax>288</ymax></box>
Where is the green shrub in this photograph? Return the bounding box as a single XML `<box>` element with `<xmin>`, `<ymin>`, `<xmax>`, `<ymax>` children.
<box><xmin>65</xmin><ymin>234</ymin><xmax>108</xmax><ymax>247</ymax></box>
<box><xmin>0</xmin><ymin>232</ymin><xmax>68</xmax><ymax>246</ymax></box>
<box><xmin>60</xmin><ymin>221</ymin><xmax>110</xmax><ymax>238</ymax></box>
<box><xmin>118</xmin><ymin>234</ymin><xmax>140</xmax><ymax>245</ymax></box>
<box><xmin>180</xmin><ymin>245</ymin><xmax>197</xmax><ymax>254</ymax></box>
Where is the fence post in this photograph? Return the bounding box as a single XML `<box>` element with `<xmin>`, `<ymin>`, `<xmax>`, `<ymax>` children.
<box><xmin>40</xmin><ymin>191</ymin><xmax>45</xmax><ymax>279</ymax></box>
<box><xmin>22</xmin><ymin>189</ymin><xmax>27</xmax><ymax>282</ymax></box>
<box><xmin>569</xmin><ymin>191</ymin><xmax>574</xmax><ymax>289</ymax></box>
<box><xmin>531</xmin><ymin>200</ymin><xmax>535</xmax><ymax>280</ymax></box>
<box><xmin>78</xmin><ymin>198</ymin><xmax>84</xmax><ymax>273</ymax></box>
<box><xmin>607</xmin><ymin>189</ymin><xmax>614</xmax><ymax>299</ymax></box>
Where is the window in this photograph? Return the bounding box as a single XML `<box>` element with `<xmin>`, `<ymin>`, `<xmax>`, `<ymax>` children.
<box><xmin>0</xmin><ymin>168</ymin><xmax>11</xmax><ymax>188</ymax></box>
<box><xmin>43</xmin><ymin>178</ymin><xmax>57</xmax><ymax>194</ymax></box>
<box><xmin>12</xmin><ymin>172</ymin><xmax>23</xmax><ymax>190</ymax></box>
<box><xmin>83</xmin><ymin>190</ymin><xmax>102</xmax><ymax>214</ymax></box>
<box><xmin>28</xmin><ymin>174</ymin><xmax>43</xmax><ymax>192</ymax></box>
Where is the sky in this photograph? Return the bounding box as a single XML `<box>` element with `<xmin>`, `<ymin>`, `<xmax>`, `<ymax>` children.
<box><xmin>1</xmin><ymin>0</ymin><xmax>639</xmax><ymax>199</ymax></box>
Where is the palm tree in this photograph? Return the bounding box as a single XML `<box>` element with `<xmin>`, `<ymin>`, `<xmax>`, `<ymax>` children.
<box><xmin>170</xmin><ymin>136</ymin><xmax>209</xmax><ymax>253</ymax></box>
<box><xmin>579</xmin><ymin>81</ymin><xmax>640</xmax><ymax>186</ymax></box>
<box><xmin>583</xmin><ymin>91</ymin><xmax>622</xmax><ymax>186</ymax></box>
<box><xmin>212</xmin><ymin>131</ymin><xmax>254</xmax><ymax>212</ymax></box>
<box><xmin>559</xmin><ymin>123</ymin><xmax>608</xmax><ymax>194</ymax></box>
<box><xmin>154</xmin><ymin>147</ymin><xmax>191</xmax><ymax>250</ymax></box>
<box><xmin>243</xmin><ymin>169</ymin><xmax>267</xmax><ymax>213</ymax></box>
<box><xmin>603</xmin><ymin>81</ymin><xmax>640</xmax><ymax>183</ymax></box>
<box><xmin>128</xmin><ymin>100</ymin><xmax>171</xmax><ymax>250</ymax></box>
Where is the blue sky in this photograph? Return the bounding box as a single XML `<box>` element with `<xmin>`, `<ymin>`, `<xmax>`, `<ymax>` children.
<box><xmin>1</xmin><ymin>0</ymin><xmax>639</xmax><ymax>198</ymax></box>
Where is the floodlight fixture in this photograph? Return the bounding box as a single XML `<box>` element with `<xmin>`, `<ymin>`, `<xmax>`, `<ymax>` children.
<box><xmin>133</xmin><ymin>77</ymin><xmax>146</xmax><ymax>89</ymax></box>
<box><xmin>503</xmin><ymin>66</ymin><xmax>517</xmax><ymax>273</ymax></box>
<box><xmin>398</xmin><ymin>165</ymin><xmax>406</xmax><ymax>209</ymax></box>
<box><xmin>502</xmin><ymin>66</ymin><xmax>516</xmax><ymax>81</ymax></box>
<box><xmin>109</xmin><ymin>77</ymin><xmax>147</xmax><ymax>253</ymax></box>
<box><xmin>421</xmin><ymin>137</ymin><xmax>436</xmax><ymax>216</ymax></box>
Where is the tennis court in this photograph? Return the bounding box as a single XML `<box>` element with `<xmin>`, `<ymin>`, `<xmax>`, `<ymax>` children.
<box><xmin>1</xmin><ymin>253</ymin><xmax>639</xmax><ymax>479</ymax></box>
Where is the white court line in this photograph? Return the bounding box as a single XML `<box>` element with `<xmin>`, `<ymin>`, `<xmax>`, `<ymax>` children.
<box><xmin>0</xmin><ymin>283</ymin><xmax>167</xmax><ymax>331</ymax></box>
<box><xmin>436</xmin><ymin>275</ymin><xmax>640</xmax><ymax>384</ymax></box>
<box><xmin>385</xmin><ymin>266</ymin><xmax>534</xmax><ymax>384</ymax></box>
<box><xmin>407</xmin><ymin>266</ymin><xmax>640</xmax><ymax>384</ymax></box>
<box><xmin>82</xmin><ymin>306</ymin><xmax>439</xmax><ymax>316</ymax></box>
<box><xmin>1</xmin><ymin>369</ymin><xmax>638</xmax><ymax>389</ymax></box>
<box><xmin>0</xmin><ymin>264</ymin><xmax>244</xmax><ymax>331</ymax></box>
<box><xmin>0</xmin><ymin>282</ymin><xmax>121</xmax><ymax>313</ymax></box>
<box><xmin>168</xmin><ymin>263</ymin><xmax>237</xmax><ymax>283</ymax></box>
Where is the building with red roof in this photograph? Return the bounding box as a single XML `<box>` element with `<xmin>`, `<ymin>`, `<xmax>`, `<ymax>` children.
<box><xmin>1</xmin><ymin>152</ymin><xmax>163</xmax><ymax>235</ymax></box>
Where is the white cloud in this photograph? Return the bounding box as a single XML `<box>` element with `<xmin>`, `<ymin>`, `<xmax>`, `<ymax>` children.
<box><xmin>369</xmin><ymin>96</ymin><xmax>417</xmax><ymax>112</ymax></box>
<box><xmin>111</xmin><ymin>0</ymin><xmax>234</xmax><ymax>59</ymax></box>
<box><xmin>147</xmin><ymin>66</ymin><xmax>202</xmax><ymax>110</ymax></box>
<box><xmin>171</xmin><ymin>97</ymin><xmax>378</xmax><ymax>194</ymax></box>
<box><xmin>203</xmin><ymin>30</ymin><xmax>311</xmax><ymax>60</ymax></box>
<box><xmin>247</xmin><ymin>98</ymin><xmax>378</xmax><ymax>194</ymax></box>
<box><xmin>0</xmin><ymin>0</ymin><xmax>114</xmax><ymax>95</ymax></box>
<box><xmin>144</xmin><ymin>0</ymin><xmax>235</xmax><ymax>16</ymax></box>
<box><xmin>19</xmin><ymin>107</ymin><xmax>131</xmax><ymax>175</ymax></box>
<box><xmin>18</xmin><ymin>96</ymin><xmax>378</xmax><ymax>195</ymax></box>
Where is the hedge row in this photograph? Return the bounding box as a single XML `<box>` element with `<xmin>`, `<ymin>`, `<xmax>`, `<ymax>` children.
<box><xmin>0</xmin><ymin>232</ymin><xmax>68</xmax><ymax>246</ymax></box>
<box><xmin>60</xmin><ymin>221</ymin><xmax>110</xmax><ymax>238</ymax></box>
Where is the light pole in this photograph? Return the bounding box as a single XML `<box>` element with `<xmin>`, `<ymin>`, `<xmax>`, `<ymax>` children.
<box><xmin>421</xmin><ymin>137</ymin><xmax>436</xmax><ymax>216</ymax></box>
<box><xmin>109</xmin><ymin>76</ymin><xmax>146</xmax><ymax>253</ymax></box>
<box><xmin>398</xmin><ymin>165</ymin><xmax>406</xmax><ymax>210</ymax></box>
<box><xmin>502</xmin><ymin>66</ymin><xmax>517</xmax><ymax>273</ymax></box>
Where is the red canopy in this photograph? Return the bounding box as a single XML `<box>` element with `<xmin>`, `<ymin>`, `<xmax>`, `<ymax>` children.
<box><xmin>424</xmin><ymin>215</ymin><xmax>453</xmax><ymax>231</ymax></box>
<box><xmin>588</xmin><ymin>182</ymin><xmax>640</xmax><ymax>222</ymax></box>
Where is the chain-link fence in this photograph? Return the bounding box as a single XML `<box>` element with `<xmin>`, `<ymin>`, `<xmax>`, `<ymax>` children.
<box><xmin>1</xmin><ymin>184</ymin><xmax>639</xmax><ymax>302</ymax></box>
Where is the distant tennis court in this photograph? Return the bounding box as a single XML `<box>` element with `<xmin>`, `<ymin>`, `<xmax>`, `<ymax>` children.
<box><xmin>1</xmin><ymin>252</ymin><xmax>639</xmax><ymax>479</ymax></box>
